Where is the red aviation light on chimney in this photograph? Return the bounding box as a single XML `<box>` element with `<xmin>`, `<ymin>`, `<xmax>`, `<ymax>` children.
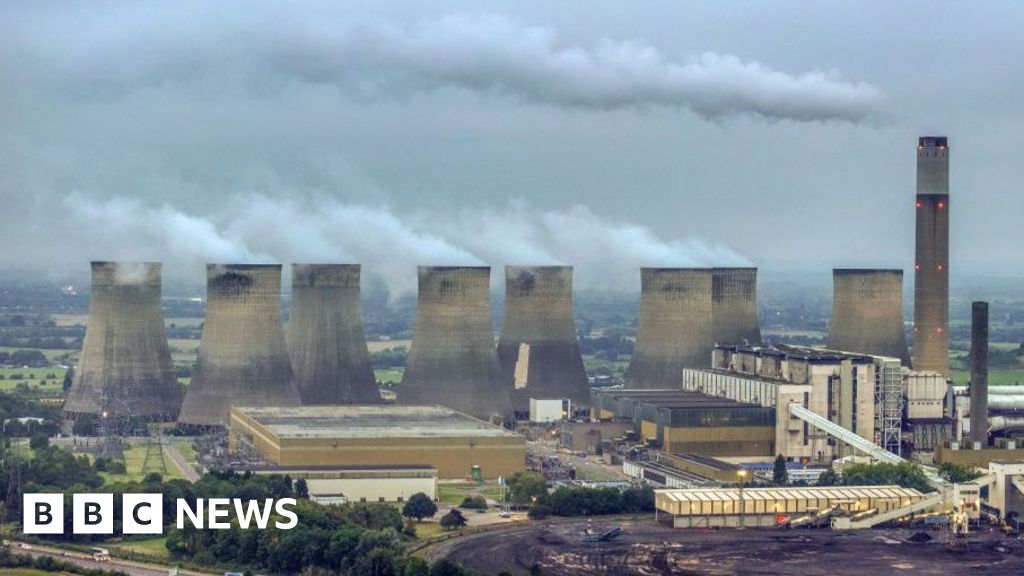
<box><xmin>914</xmin><ymin>263</ymin><xmax>920</xmax><ymax>271</ymax></box>
<box><xmin>915</xmin><ymin>200</ymin><xmax>922</xmax><ymax>208</ymax></box>
<box><xmin>937</xmin><ymin>264</ymin><xmax>944</xmax><ymax>271</ymax></box>
<box><xmin>937</xmin><ymin>201</ymin><xmax>946</xmax><ymax>209</ymax></box>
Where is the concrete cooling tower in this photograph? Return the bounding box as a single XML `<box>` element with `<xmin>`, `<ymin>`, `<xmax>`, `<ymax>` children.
<box><xmin>711</xmin><ymin>267</ymin><xmax>762</xmax><ymax>346</ymax></box>
<box><xmin>914</xmin><ymin>136</ymin><xmax>950</xmax><ymax>374</ymax></box>
<box><xmin>178</xmin><ymin>264</ymin><xmax>301</xmax><ymax>427</ymax></box>
<box><xmin>625</xmin><ymin>268</ymin><xmax>714</xmax><ymax>388</ymax></box>
<box><xmin>63</xmin><ymin>262</ymin><xmax>183</xmax><ymax>421</ymax></box>
<box><xmin>828</xmin><ymin>269</ymin><xmax>911</xmax><ymax>365</ymax></box>
<box><xmin>497</xmin><ymin>266</ymin><xmax>589</xmax><ymax>410</ymax></box>
<box><xmin>287</xmin><ymin>264</ymin><xmax>381</xmax><ymax>404</ymax></box>
<box><xmin>399</xmin><ymin>266</ymin><xmax>511</xmax><ymax>420</ymax></box>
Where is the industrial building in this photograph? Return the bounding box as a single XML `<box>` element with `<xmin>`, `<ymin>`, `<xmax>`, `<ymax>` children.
<box><xmin>559</xmin><ymin>420</ymin><xmax>634</xmax><ymax>454</ymax></box>
<box><xmin>828</xmin><ymin>269</ymin><xmax>910</xmax><ymax>366</ymax></box>
<box><xmin>63</xmin><ymin>262</ymin><xmax>183</xmax><ymax>422</ymax></box>
<box><xmin>228</xmin><ymin>405</ymin><xmax>525</xmax><ymax>479</ymax></box>
<box><xmin>257</xmin><ymin>466</ymin><xmax>438</xmax><ymax>505</ymax></box>
<box><xmin>914</xmin><ymin>136</ymin><xmax>950</xmax><ymax>375</ymax></box>
<box><xmin>498</xmin><ymin>266</ymin><xmax>590</xmax><ymax>411</ymax></box>
<box><xmin>178</xmin><ymin>264</ymin><xmax>301</xmax><ymax>428</ymax></box>
<box><xmin>626</xmin><ymin>268</ymin><xmax>715</xmax><ymax>387</ymax></box>
<box><xmin>683</xmin><ymin>345</ymin><xmax>880</xmax><ymax>460</ymax></box>
<box><xmin>655</xmin><ymin>485</ymin><xmax>928</xmax><ymax>528</ymax></box>
<box><xmin>287</xmin><ymin>264</ymin><xmax>381</xmax><ymax>405</ymax></box>
<box><xmin>591</xmin><ymin>389</ymin><xmax>775</xmax><ymax>457</ymax></box>
<box><xmin>399</xmin><ymin>266</ymin><xmax>511</xmax><ymax>420</ymax></box>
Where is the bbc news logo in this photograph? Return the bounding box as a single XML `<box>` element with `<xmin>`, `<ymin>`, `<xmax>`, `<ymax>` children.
<box><xmin>23</xmin><ymin>494</ymin><xmax>298</xmax><ymax>535</ymax></box>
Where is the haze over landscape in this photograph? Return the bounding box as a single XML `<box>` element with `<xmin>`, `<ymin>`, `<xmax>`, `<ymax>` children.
<box><xmin>4</xmin><ymin>1</ymin><xmax>1024</xmax><ymax>292</ymax></box>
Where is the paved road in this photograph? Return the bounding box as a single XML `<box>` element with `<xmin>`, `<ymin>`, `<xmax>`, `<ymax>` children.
<box><xmin>12</xmin><ymin>542</ymin><xmax>215</xmax><ymax>576</ymax></box>
<box><xmin>164</xmin><ymin>443</ymin><xmax>201</xmax><ymax>483</ymax></box>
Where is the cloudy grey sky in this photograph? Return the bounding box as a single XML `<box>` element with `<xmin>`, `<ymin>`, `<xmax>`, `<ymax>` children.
<box><xmin>2</xmin><ymin>1</ymin><xmax>1022</xmax><ymax>291</ymax></box>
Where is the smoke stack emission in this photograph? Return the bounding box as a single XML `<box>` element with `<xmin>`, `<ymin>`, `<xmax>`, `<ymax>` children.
<box><xmin>63</xmin><ymin>262</ymin><xmax>183</xmax><ymax>421</ymax></box>
<box><xmin>287</xmin><ymin>264</ymin><xmax>381</xmax><ymax>404</ymax></box>
<box><xmin>970</xmin><ymin>301</ymin><xmax>989</xmax><ymax>446</ymax></box>
<box><xmin>178</xmin><ymin>264</ymin><xmax>301</xmax><ymax>427</ymax></box>
<box><xmin>913</xmin><ymin>136</ymin><xmax>950</xmax><ymax>374</ymax></box>
<box><xmin>399</xmin><ymin>266</ymin><xmax>511</xmax><ymax>419</ymax></box>
<box><xmin>828</xmin><ymin>269</ymin><xmax>911</xmax><ymax>365</ymax></box>
<box><xmin>711</xmin><ymin>267</ymin><xmax>762</xmax><ymax>346</ymax></box>
<box><xmin>625</xmin><ymin>268</ymin><xmax>714</xmax><ymax>388</ymax></box>
<box><xmin>498</xmin><ymin>266</ymin><xmax>590</xmax><ymax>410</ymax></box>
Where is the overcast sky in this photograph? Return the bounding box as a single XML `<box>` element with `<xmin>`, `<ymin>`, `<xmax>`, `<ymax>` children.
<box><xmin>2</xmin><ymin>1</ymin><xmax>1022</xmax><ymax>292</ymax></box>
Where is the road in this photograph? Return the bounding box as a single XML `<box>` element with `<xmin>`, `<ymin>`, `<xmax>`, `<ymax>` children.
<box><xmin>164</xmin><ymin>443</ymin><xmax>201</xmax><ymax>483</ymax></box>
<box><xmin>12</xmin><ymin>542</ymin><xmax>215</xmax><ymax>576</ymax></box>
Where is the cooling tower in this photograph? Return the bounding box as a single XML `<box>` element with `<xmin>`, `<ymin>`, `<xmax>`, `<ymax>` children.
<box><xmin>287</xmin><ymin>264</ymin><xmax>381</xmax><ymax>404</ymax></box>
<box><xmin>711</xmin><ymin>267</ymin><xmax>762</xmax><ymax>346</ymax></box>
<box><xmin>178</xmin><ymin>264</ymin><xmax>301</xmax><ymax>427</ymax></box>
<box><xmin>828</xmin><ymin>269</ymin><xmax>911</xmax><ymax>365</ymax></box>
<box><xmin>914</xmin><ymin>136</ymin><xmax>950</xmax><ymax>374</ymax></box>
<box><xmin>497</xmin><ymin>266</ymin><xmax>589</xmax><ymax>410</ymax></box>
<box><xmin>399</xmin><ymin>266</ymin><xmax>511</xmax><ymax>419</ymax></box>
<box><xmin>970</xmin><ymin>301</ymin><xmax>989</xmax><ymax>446</ymax></box>
<box><xmin>625</xmin><ymin>268</ymin><xmax>714</xmax><ymax>388</ymax></box>
<box><xmin>63</xmin><ymin>262</ymin><xmax>183</xmax><ymax>421</ymax></box>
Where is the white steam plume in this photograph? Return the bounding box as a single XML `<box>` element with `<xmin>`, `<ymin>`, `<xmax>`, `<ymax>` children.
<box><xmin>31</xmin><ymin>11</ymin><xmax>884</xmax><ymax>123</ymax></box>
<box><xmin>61</xmin><ymin>194</ymin><xmax>748</xmax><ymax>292</ymax></box>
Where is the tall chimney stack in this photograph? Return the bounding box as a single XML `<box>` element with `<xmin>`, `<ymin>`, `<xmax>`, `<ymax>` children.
<box><xmin>288</xmin><ymin>264</ymin><xmax>381</xmax><ymax>404</ymax></box>
<box><xmin>625</xmin><ymin>268</ymin><xmax>713</xmax><ymax>388</ymax></box>
<box><xmin>828</xmin><ymin>269</ymin><xmax>911</xmax><ymax>365</ymax></box>
<box><xmin>711</xmin><ymin>267</ymin><xmax>762</xmax><ymax>346</ymax></box>
<box><xmin>178</xmin><ymin>264</ymin><xmax>301</xmax><ymax>428</ymax></box>
<box><xmin>498</xmin><ymin>266</ymin><xmax>589</xmax><ymax>411</ymax></box>
<box><xmin>63</xmin><ymin>262</ymin><xmax>183</xmax><ymax>422</ymax></box>
<box><xmin>913</xmin><ymin>136</ymin><xmax>950</xmax><ymax>374</ymax></box>
<box><xmin>400</xmin><ymin>266</ymin><xmax>511</xmax><ymax>419</ymax></box>
<box><xmin>970</xmin><ymin>301</ymin><xmax>989</xmax><ymax>446</ymax></box>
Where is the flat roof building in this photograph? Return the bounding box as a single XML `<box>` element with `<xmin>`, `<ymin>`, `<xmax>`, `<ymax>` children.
<box><xmin>591</xmin><ymin>389</ymin><xmax>775</xmax><ymax>457</ymax></box>
<box><xmin>228</xmin><ymin>405</ymin><xmax>525</xmax><ymax>479</ymax></box>
<box><xmin>656</xmin><ymin>485</ymin><xmax>927</xmax><ymax>528</ymax></box>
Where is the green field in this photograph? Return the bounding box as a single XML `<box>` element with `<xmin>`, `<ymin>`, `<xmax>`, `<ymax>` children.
<box><xmin>170</xmin><ymin>439</ymin><xmax>198</xmax><ymax>468</ymax></box>
<box><xmin>94</xmin><ymin>445</ymin><xmax>187</xmax><ymax>484</ymax></box>
<box><xmin>437</xmin><ymin>482</ymin><xmax>503</xmax><ymax>507</ymax></box>
<box><xmin>110</xmin><ymin>536</ymin><xmax>170</xmax><ymax>560</ymax></box>
<box><xmin>375</xmin><ymin>368</ymin><xmax>404</xmax><ymax>384</ymax></box>
<box><xmin>0</xmin><ymin>346</ymin><xmax>76</xmax><ymax>363</ymax></box>
<box><xmin>949</xmin><ymin>369</ymin><xmax>1024</xmax><ymax>387</ymax></box>
<box><xmin>0</xmin><ymin>366</ymin><xmax>64</xmax><ymax>395</ymax></box>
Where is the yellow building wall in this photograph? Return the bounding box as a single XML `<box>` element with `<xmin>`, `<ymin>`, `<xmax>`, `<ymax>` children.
<box><xmin>662</xmin><ymin>425</ymin><xmax>774</xmax><ymax>457</ymax></box>
<box><xmin>640</xmin><ymin>420</ymin><xmax>658</xmax><ymax>443</ymax></box>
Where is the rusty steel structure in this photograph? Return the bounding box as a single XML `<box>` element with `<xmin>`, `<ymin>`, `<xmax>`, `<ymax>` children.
<box><xmin>497</xmin><ymin>266</ymin><xmax>589</xmax><ymax>411</ymax></box>
<box><xmin>625</xmin><ymin>268</ymin><xmax>714</xmax><ymax>388</ymax></box>
<box><xmin>400</xmin><ymin>266</ymin><xmax>511</xmax><ymax>420</ymax></box>
<box><xmin>828</xmin><ymin>269</ymin><xmax>911</xmax><ymax>365</ymax></box>
<box><xmin>63</xmin><ymin>262</ymin><xmax>183</xmax><ymax>421</ymax></box>
<box><xmin>711</xmin><ymin>267</ymin><xmax>762</xmax><ymax>347</ymax></box>
<box><xmin>970</xmin><ymin>301</ymin><xmax>989</xmax><ymax>446</ymax></box>
<box><xmin>178</xmin><ymin>264</ymin><xmax>301</xmax><ymax>427</ymax></box>
<box><xmin>287</xmin><ymin>264</ymin><xmax>381</xmax><ymax>404</ymax></box>
<box><xmin>913</xmin><ymin>136</ymin><xmax>950</xmax><ymax>374</ymax></box>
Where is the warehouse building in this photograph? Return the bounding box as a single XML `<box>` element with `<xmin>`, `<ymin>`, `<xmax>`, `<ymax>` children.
<box><xmin>256</xmin><ymin>465</ymin><xmax>438</xmax><ymax>505</ymax></box>
<box><xmin>228</xmin><ymin>405</ymin><xmax>525</xmax><ymax>479</ymax></box>
<box><xmin>656</xmin><ymin>485</ymin><xmax>927</xmax><ymax>528</ymax></box>
<box><xmin>591</xmin><ymin>390</ymin><xmax>775</xmax><ymax>457</ymax></box>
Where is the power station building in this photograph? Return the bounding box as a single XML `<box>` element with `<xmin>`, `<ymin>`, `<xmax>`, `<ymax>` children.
<box><xmin>287</xmin><ymin>264</ymin><xmax>381</xmax><ymax>405</ymax></box>
<box><xmin>399</xmin><ymin>266</ymin><xmax>511</xmax><ymax>420</ymax></box>
<box><xmin>227</xmin><ymin>405</ymin><xmax>525</xmax><ymax>479</ymax></box>
<box><xmin>63</xmin><ymin>261</ymin><xmax>183</xmax><ymax>422</ymax></box>
<box><xmin>828</xmin><ymin>269</ymin><xmax>910</xmax><ymax>366</ymax></box>
<box><xmin>591</xmin><ymin>389</ymin><xmax>776</xmax><ymax>457</ymax></box>
<box><xmin>681</xmin><ymin>345</ymin><xmax>882</xmax><ymax>461</ymax></box>
<box><xmin>498</xmin><ymin>266</ymin><xmax>589</xmax><ymax>411</ymax></box>
<box><xmin>914</xmin><ymin>136</ymin><xmax>950</xmax><ymax>375</ymax></box>
<box><xmin>178</xmin><ymin>264</ymin><xmax>301</xmax><ymax>428</ymax></box>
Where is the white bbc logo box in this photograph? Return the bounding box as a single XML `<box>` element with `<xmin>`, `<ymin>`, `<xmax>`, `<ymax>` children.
<box><xmin>23</xmin><ymin>493</ymin><xmax>163</xmax><ymax>535</ymax></box>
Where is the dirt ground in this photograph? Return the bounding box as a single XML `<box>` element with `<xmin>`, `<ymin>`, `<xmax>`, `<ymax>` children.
<box><xmin>426</xmin><ymin>518</ymin><xmax>1024</xmax><ymax>575</ymax></box>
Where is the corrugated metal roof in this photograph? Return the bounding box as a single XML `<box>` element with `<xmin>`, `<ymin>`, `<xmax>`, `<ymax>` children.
<box><xmin>656</xmin><ymin>485</ymin><xmax>923</xmax><ymax>504</ymax></box>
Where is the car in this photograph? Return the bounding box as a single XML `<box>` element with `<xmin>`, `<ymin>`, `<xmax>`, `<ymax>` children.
<box><xmin>498</xmin><ymin>511</ymin><xmax>513</xmax><ymax>518</ymax></box>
